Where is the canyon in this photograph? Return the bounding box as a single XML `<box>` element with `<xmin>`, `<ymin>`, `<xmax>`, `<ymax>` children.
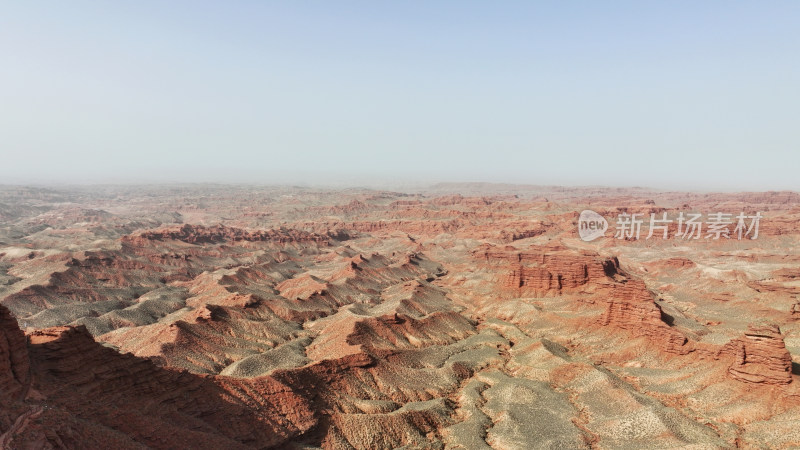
<box><xmin>1</xmin><ymin>184</ymin><xmax>800</xmax><ymax>448</ymax></box>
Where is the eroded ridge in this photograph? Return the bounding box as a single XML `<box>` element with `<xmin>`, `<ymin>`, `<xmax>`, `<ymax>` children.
<box><xmin>1</xmin><ymin>185</ymin><xmax>800</xmax><ymax>448</ymax></box>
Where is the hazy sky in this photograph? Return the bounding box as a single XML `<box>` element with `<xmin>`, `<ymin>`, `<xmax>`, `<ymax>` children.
<box><xmin>1</xmin><ymin>2</ymin><xmax>798</xmax><ymax>189</ymax></box>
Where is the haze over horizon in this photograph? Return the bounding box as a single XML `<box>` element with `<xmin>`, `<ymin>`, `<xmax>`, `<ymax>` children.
<box><xmin>1</xmin><ymin>2</ymin><xmax>798</xmax><ymax>190</ymax></box>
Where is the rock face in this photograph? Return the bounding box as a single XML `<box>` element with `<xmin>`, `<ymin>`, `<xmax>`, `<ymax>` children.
<box><xmin>477</xmin><ymin>244</ymin><xmax>692</xmax><ymax>356</ymax></box>
<box><xmin>791</xmin><ymin>302</ymin><xmax>800</xmax><ymax>319</ymax></box>
<box><xmin>19</xmin><ymin>324</ymin><xmax>317</xmax><ymax>448</ymax></box>
<box><xmin>135</xmin><ymin>224</ymin><xmax>334</xmax><ymax>244</ymax></box>
<box><xmin>598</xmin><ymin>280</ymin><xmax>690</xmax><ymax>355</ymax></box>
<box><xmin>0</xmin><ymin>304</ymin><xmax>29</xmax><ymax>402</ymax></box>
<box><xmin>725</xmin><ymin>323</ymin><xmax>793</xmax><ymax>385</ymax></box>
<box><xmin>476</xmin><ymin>244</ymin><xmax>619</xmax><ymax>297</ymax></box>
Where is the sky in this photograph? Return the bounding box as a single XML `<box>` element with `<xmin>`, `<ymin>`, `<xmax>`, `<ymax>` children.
<box><xmin>0</xmin><ymin>1</ymin><xmax>798</xmax><ymax>190</ymax></box>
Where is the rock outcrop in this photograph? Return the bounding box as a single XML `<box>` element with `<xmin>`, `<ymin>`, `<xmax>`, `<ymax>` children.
<box><xmin>0</xmin><ymin>305</ymin><xmax>30</xmax><ymax>402</ymax></box>
<box><xmin>476</xmin><ymin>244</ymin><xmax>619</xmax><ymax>297</ymax></box>
<box><xmin>19</xmin><ymin>324</ymin><xmax>317</xmax><ymax>448</ymax></box>
<box><xmin>135</xmin><ymin>224</ymin><xmax>333</xmax><ymax>244</ymax></box>
<box><xmin>598</xmin><ymin>280</ymin><xmax>690</xmax><ymax>355</ymax></box>
<box><xmin>792</xmin><ymin>302</ymin><xmax>800</xmax><ymax>320</ymax></box>
<box><xmin>724</xmin><ymin>323</ymin><xmax>793</xmax><ymax>385</ymax></box>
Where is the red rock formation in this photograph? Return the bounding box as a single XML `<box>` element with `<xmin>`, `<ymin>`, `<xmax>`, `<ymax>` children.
<box><xmin>0</xmin><ymin>305</ymin><xmax>29</xmax><ymax>402</ymax></box>
<box><xmin>771</xmin><ymin>268</ymin><xmax>800</xmax><ymax>281</ymax></box>
<box><xmin>20</xmin><ymin>324</ymin><xmax>317</xmax><ymax>448</ymax></box>
<box><xmin>431</xmin><ymin>194</ymin><xmax>491</xmax><ymax>206</ymax></box>
<box><xmin>497</xmin><ymin>222</ymin><xmax>549</xmax><ymax>242</ymax></box>
<box><xmin>476</xmin><ymin>244</ymin><xmax>619</xmax><ymax>297</ymax></box>
<box><xmin>135</xmin><ymin>224</ymin><xmax>334</xmax><ymax>244</ymax></box>
<box><xmin>292</xmin><ymin>219</ymin><xmax>464</xmax><ymax>237</ymax></box>
<box><xmin>598</xmin><ymin>280</ymin><xmax>690</xmax><ymax>355</ymax></box>
<box><xmin>348</xmin><ymin>312</ymin><xmax>476</xmax><ymax>350</ymax></box>
<box><xmin>654</xmin><ymin>257</ymin><xmax>696</xmax><ymax>270</ymax></box>
<box><xmin>277</xmin><ymin>273</ymin><xmax>329</xmax><ymax>300</ymax></box>
<box><xmin>791</xmin><ymin>302</ymin><xmax>800</xmax><ymax>320</ymax></box>
<box><xmin>7</xmin><ymin>185</ymin><xmax>800</xmax><ymax>448</ymax></box>
<box><xmin>723</xmin><ymin>323</ymin><xmax>793</xmax><ymax>385</ymax></box>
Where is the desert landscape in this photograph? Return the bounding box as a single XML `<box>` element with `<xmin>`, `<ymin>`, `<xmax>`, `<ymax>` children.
<box><xmin>1</xmin><ymin>183</ymin><xmax>799</xmax><ymax>448</ymax></box>
<box><xmin>3</xmin><ymin>0</ymin><xmax>798</xmax><ymax>448</ymax></box>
